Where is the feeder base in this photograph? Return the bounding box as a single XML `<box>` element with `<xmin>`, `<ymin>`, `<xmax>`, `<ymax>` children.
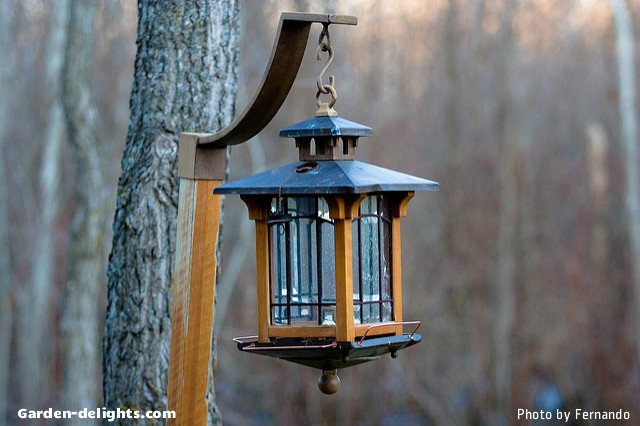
<box><xmin>235</xmin><ymin>333</ymin><xmax>422</xmax><ymax>370</ymax></box>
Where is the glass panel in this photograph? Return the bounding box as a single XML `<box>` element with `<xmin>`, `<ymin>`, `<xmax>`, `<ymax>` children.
<box><xmin>268</xmin><ymin>196</ymin><xmax>337</xmax><ymax>326</ymax></box>
<box><xmin>363</xmin><ymin>303</ymin><xmax>380</xmax><ymax>323</ymax></box>
<box><xmin>318</xmin><ymin>197</ymin><xmax>331</xmax><ymax>221</ymax></box>
<box><xmin>289</xmin><ymin>196</ymin><xmax>315</xmax><ymax>217</ymax></box>
<box><xmin>381</xmin><ymin>219</ymin><xmax>391</xmax><ymax>300</ymax></box>
<box><xmin>379</xmin><ymin>194</ymin><xmax>390</xmax><ymax>219</ymax></box>
<box><xmin>360</xmin><ymin>215</ymin><xmax>380</xmax><ymax>304</ymax></box>
<box><xmin>272</xmin><ymin>306</ymin><xmax>287</xmax><ymax>325</ymax></box>
<box><xmin>320</xmin><ymin>221</ymin><xmax>336</xmax><ymax>304</ymax></box>
<box><xmin>321</xmin><ymin>306</ymin><xmax>336</xmax><ymax>326</ymax></box>
<box><xmin>353</xmin><ymin>304</ymin><xmax>361</xmax><ymax>325</ymax></box>
<box><xmin>290</xmin><ymin>305</ymin><xmax>318</xmax><ymax>325</ymax></box>
<box><xmin>289</xmin><ymin>217</ymin><xmax>317</xmax><ymax>305</ymax></box>
<box><xmin>351</xmin><ymin>195</ymin><xmax>394</xmax><ymax>324</ymax></box>
<box><xmin>352</xmin><ymin>220</ymin><xmax>360</xmax><ymax>302</ymax></box>
<box><xmin>382</xmin><ymin>302</ymin><xmax>392</xmax><ymax>322</ymax></box>
<box><xmin>270</xmin><ymin>224</ymin><xmax>287</xmax><ymax>306</ymax></box>
<box><xmin>360</xmin><ymin>195</ymin><xmax>377</xmax><ymax>215</ymax></box>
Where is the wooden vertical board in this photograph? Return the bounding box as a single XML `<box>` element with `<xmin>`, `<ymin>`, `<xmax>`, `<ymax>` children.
<box><xmin>391</xmin><ymin>216</ymin><xmax>403</xmax><ymax>328</ymax></box>
<box><xmin>390</xmin><ymin>192</ymin><xmax>413</xmax><ymax>334</ymax></box>
<box><xmin>167</xmin><ymin>179</ymin><xmax>196</xmax><ymax>426</ymax></box>
<box><xmin>255</xmin><ymin>220</ymin><xmax>270</xmax><ymax>342</ymax></box>
<box><xmin>334</xmin><ymin>218</ymin><xmax>355</xmax><ymax>341</ymax></box>
<box><xmin>240</xmin><ymin>196</ymin><xmax>272</xmax><ymax>343</ymax></box>
<box><xmin>167</xmin><ymin>179</ymin><xmax>222</xmax><ymax>426</ymax></box>
<box><xmin>326</xmin><ymin>195</ymin><xmax>363</xmax><ymax>342</ymax></box>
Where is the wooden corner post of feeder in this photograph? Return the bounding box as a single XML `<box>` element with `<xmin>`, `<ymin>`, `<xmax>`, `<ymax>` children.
<box><xmin>167</xmin><ymin>10</ymin><xmax>439</xmax><ymax>425</ymax></box>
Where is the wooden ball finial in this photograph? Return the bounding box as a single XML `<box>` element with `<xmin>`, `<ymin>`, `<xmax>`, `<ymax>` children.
<box><xmin>318</xmin><ymin>370</ymin><xmax>341</xmax><ymax>394</ymax></box>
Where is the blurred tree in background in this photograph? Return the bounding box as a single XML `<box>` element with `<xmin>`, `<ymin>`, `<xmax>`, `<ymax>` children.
<box><xmin>102</xmin><ymin>1</ymin><xmax>238</xmax><ymax>425</ymax></box>
<box><xmin>1</xmin><ymin>1</ymin><xmax>640</xmax><ymax>425</ymax></box>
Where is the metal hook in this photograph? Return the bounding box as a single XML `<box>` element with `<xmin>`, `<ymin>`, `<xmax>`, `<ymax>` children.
<box><xmin>316</xmin><ymin>24</ymin><xmax>337</xmax><ymax>110</ymax></box>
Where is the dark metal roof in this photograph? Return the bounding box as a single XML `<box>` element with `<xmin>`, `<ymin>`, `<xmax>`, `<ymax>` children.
<box><xmin>279</xmin><ymin>116</ymin><xmax>374</xmax><ymax>139</ymax></box>
<box><xmin>214</xmin><ymin>160</ymin><xmax>440</xmax><ymax>195</ymax></box>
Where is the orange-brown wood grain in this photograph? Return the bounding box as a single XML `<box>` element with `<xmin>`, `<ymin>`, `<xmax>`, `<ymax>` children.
<box><xmin>168</xmin><ymin>179</ymin><xmax>222</xmax><ymax>426</ymax></box>
<box><xmin>391</xmin><ymin>216</ymin><xmax>403</xmax><ymax>327</ymax></box>
<box><xmin>255</xmin><ymin>219</ymin><xmax>270</xmax><ymax>343</ymax></box>
<box><xmin>333</xmin><ymin>217</ymin><xmax>355</xmax><ymax>342</ymax></box>
<box><xmin>269</xmin><ymin>325</ymin><xmax>337</xmax><ymax>338</ymax></box>
<box><xmin>240</xmin><ymin>196</ymin><xmax>273</xmax><ymax>343</ymax></box>
<box><xmin>354</xmin><ymin>322</ymin><xmax>403</xmax><ymax>338</ymax></box>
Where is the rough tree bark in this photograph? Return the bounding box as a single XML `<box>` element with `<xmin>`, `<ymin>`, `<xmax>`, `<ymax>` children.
<box><xmin>60</xmin><ymin>0</ymin><xmax>106</xmax><ymax>421</ymax></box>
<box><xmin>610</xmin><ymin>0</ymin><xmax>640</xmax><ymax>363</ymax></box>
<box><xmin>0</xmin><ymin>0</ymin><xmax>14</xmax><ymax>423</ymax></box>
<box><xmin>103</xmin><ymin>1</ymin><xmax>239</xmax><ymax>424</ymax></box>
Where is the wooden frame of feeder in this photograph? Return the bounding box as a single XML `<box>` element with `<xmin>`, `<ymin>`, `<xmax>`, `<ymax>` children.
<box><xmin>241</xmin><ymin>192</ymin><xmax>415</xmax><ymax>344</ymax></box>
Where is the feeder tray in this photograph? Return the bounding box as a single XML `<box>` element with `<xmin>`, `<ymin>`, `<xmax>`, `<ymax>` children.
<box><xmin>234</xmin><ymin>333</ymin><xmax>422</xmax><ymax>370</ymax></box>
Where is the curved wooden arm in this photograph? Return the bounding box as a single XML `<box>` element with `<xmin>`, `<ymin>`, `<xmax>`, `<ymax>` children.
<box><xmin>178</xmin><ymin>12</ymin><xmax>356</xmax><ymax>180</ymax></box>
<box><xmin>199</xmin><ymin>13</ymin><xmax>356</xmax><ymax>148</ymax></box>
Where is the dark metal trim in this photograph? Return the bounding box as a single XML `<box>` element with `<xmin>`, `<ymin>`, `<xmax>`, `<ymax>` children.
<box><xmin>358</xmin><ymin>213</ymin><xmax>391</xmax><ymax>223</ymax></box>
<box><xmin>377</xmin><ymin>196</ymin><xmax>383</xmax><ymax>322</ymax></box>
<box><xmin>284</xmin><ymin>202</ymin><xmax>292</xmax><ymax>325</ymax></box>
<box><xmin>352</xmin><ymin>299</ymin><xmax>393</xmax><ymax>305</ymax></box>
<box><xmin>242</xmin><ymin>341</ymin><xmax>338</xmax><ymax>351</ymax></box>
<box><xmin>357</xmin><ymin>321</ymin><xmax>421</xmax><ymax>346</ymax></box>
<box><xmin>315</xmin><ymin>198</ymin><xmax>324</xmax><ymax>325</ymax></box>
<box><xmin>271</xmin><ymin>303</ymin><xmax>336</xmax><ymax>307</ymax></box>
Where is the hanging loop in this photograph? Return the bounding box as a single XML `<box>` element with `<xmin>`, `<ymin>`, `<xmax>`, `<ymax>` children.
<box><xmin>315</xmin><ymin>24</ymin><xmax>337</xmax><ymax>110</ymax></box>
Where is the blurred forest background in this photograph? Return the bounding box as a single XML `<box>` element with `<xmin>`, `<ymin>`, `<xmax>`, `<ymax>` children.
<box><xmin>1</xmin><ymin>0</ymin><xmax>640</xmax><ymax>425</ymax></box>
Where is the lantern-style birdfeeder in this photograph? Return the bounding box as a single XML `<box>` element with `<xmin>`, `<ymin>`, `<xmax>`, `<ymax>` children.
<box><xmin>168</xmin><ymin>15</ymin><xmax>439</xmax><ymax>415</ymax></box>
<box><xmin>213</xmin><ymin>17</ymin><xmax>439</xmax><ymax>394</ymax></box>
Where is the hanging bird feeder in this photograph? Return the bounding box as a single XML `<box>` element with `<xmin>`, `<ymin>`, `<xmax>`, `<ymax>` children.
<box><xmin>168</xmin><ymin>15</ymin><xmax>439</xmax><ymax>419</ymax></box>
<box><xmin>214</xmin><ymin>18</ymin><xmax>438</xmax><ymax>394</ymax></box>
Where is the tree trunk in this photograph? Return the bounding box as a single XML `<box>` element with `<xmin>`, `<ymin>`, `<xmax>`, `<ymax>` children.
<box><xmin>103</xmin><ymin>1</ymin><xmax>239</xmax><ymax>424</ymax></box>
<box><xmin>443</xmin><ymin>0</ymin><xmax>460</xmax><ymax>256</ymax></box>
<box><xmin>9</xmin><ymin>0</ymin><xmax>49</xmax><ymax>412</ymax></box>
<box><xmin>492</xmin><ymin>0</ymin><xmax>520</xmax><ymax>422</ymax></box>
<box><xmin>18</xmin><ymin>0</ymin><xmax>69</xmax><ymax>415</ymax></box>
<box><xmin>0</xmin><ymin>1</ymin><xmax>15</xmax><ymax>422</ymax></box>
<box><xmin>60</xmin><ymin>0</ymin><xmax>106</xmax><ymax>422</ymax></box>
<box><xmin>32</xmin><ymin>0</ymin><xmax>68</xmax><ymax>340</ymax></box>
<box><xmin>610</xmin><ymin>0</ymin><xmax>640</xmax><ymax>363</ymax></box>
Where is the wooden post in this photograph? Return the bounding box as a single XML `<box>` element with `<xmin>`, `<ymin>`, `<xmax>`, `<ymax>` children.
<box><xmin>327</xmin><ymin>195</ymin><xmax>364</xmax><ymax>342</ymax></box>
<box><xmin>240</xmin><ymin>196</ymin><xmax>272</xmax><ymax>343</ymax></box>
<box><xmin>168</xmin><ymin>134</ymin><xmax>227</xmax><ymax>426</ymax></box>
<box><xmin>391</xmin><ymin>216</ymin><xmax>403</xmax><ymax>325</ymax></box>
<box><xmin>390</xmin><ymin>192</ymin><xmax>414</xmax><ymax>332</ymax></box>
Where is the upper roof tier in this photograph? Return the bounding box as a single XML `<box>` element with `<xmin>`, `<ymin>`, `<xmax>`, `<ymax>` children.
<box><xmin>279</xmin><ymin>116</ymin><xmax>373</xmax><ymax>161</ymax></box>
<box><xmin>279</xmin><ymin>116</ymin><xmax>373</xmax><ymax>139</ymax></box>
